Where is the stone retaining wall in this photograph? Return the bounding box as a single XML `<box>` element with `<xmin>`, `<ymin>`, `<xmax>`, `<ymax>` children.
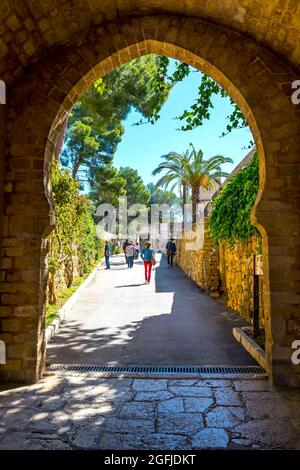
<box><xmin>219</xmin><ymin>237</ymin><xmax>265</xmax><ymax>326</ymax></box>
<box><xmin>177</xmin><ymin>220</ymin><xmax>219</xmax><ymax>293</ymax></box>
<box><xmin>177</xmin><ymin>221</ymin><xmax>265</xmax><ymax>325</ymax></box>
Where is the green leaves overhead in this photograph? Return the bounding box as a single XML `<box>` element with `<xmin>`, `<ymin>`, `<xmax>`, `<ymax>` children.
<box><xmin>61</xmin><ymin>119</ymin><xmax>102</xmax><ymax>180</ymax></box>
<box><xmin>146</xmin><ymin>183</ymin><xmax>182</xmax><ymax>207</ymax></box>
<box><xmin>144</xmin><ymin>57</ymin><xmax>252</xmax><ymax>146</ymax></box>
<box><xmin>152</xmin><ymin>144</ymin><xmax>233</xmax><ymax>224</ymax></box>
<box><xmin>89</xmin><ymin>164</ymin><xmax>127</xmax><ymax>207</ymax></box>
<box><xmin>62</xmin><ymin>54</ymin><xmax>172</xmax><ymax>185</ymax></box>
<box><xmin>118</xmin><ymin>167</ymin><xmax>151</xmax><ymax>207</ymax></box>
<box><xmin>152</xmin><ymin>150</ymin><xmax>191</xmax><ymax>194</ymax></box>
<box><xmin>153</xmin><ymin>145</ymin><xmax>232</xmax><ymax>193</ymax></box>
<box><xmin>182</xmin><ymin>145</ymin><xmax>233</xmax><ymax>191</ymax></box>
<box><xmin>176</xmin><ymin>76</ymin><xmax>227</xmax><ymax>131</ymax></box>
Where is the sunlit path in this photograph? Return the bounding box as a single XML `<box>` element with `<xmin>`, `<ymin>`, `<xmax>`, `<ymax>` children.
<box><xmin>47</xmin><ymin>254</ymin><xmax>255</xmax><ymax>366</ymax></box>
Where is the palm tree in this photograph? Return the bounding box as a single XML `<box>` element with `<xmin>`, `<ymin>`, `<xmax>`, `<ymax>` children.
<box><xmin>185</xmin><ymin>144</ymin><xmax>233</xmax><ymax>223</ymax></box>
<box><xmin>152</xmin><ymin>150</ymin><xmax>190</xmax><ymax>225</ymax></box>
<box><xmin>152</xmin><ymin>145</ymin><xmax>233</xmax><ymax>225</ymax></box>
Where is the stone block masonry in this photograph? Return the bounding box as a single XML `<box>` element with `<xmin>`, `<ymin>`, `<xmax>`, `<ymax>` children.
<box><xmin>178</xmin><ymin>219</ymin><xmax>219</xmax><ymax>293</ymax></box>
<box><xmin>178</xmin><ymin>223</ymin><xmax>265</xmax><ymax>326</ymax></box>
<box><xmin>219</xmin><ymin>237</ymin><xmax>265</xmax><ymax>327</ymax></box>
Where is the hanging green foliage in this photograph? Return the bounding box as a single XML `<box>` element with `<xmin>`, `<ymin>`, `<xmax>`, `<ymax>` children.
<box><xmin>209</xmin><ymin>153</ymin><xmax>260</xmax><ymax>244</ymax></box>
<box><xmin>139</xmin><ymin>57</ymin><xmax>254</xmax><ymax>147</ymax></box>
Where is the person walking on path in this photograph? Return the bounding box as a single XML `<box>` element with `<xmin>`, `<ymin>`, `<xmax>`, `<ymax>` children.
<box><xmin>123</xmin><ymin>239</ymin><xmax>129</xmax><ymax>267</ymax></box>
<box><xmin>134</xmin><ymin>241</ymin><xmax>140</xmax><ymax>260</ymax></box>
<box><xmin>166</xmin><ymin>238</ymin><xmax>177</xmax><ymax>268</ymax></box>
<box><xmin>104</xmin><ymin>241</ymin><xmax>111</xmax><ymax>270</ymax></box>
<box><xmin>125</xmin><ymin>241</ymin><xmax>135</xmax><ymax>269</ymax></box>
<box><xmin>141</xmin><ymin>241</ymin><xmax>155</xmax><ymax>284</ymax></box>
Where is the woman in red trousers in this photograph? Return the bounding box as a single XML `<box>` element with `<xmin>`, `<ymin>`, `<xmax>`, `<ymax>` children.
<box><xmin>141</xmin><ymin>241</ymin><xmax>155</xmax><ymax>284</ymax></box>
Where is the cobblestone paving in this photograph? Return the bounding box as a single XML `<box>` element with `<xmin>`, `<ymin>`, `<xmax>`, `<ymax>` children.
<box><xmin>0</xmin><ymin>375</ymin><xmax>300</xmax><ymax>450</ymax></box>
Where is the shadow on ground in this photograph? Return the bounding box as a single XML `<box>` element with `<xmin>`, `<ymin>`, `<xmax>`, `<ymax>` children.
<box><xmin>2</xmin><ymin>259</ymin><xmax>299</xmax><ymax>451</ymax></box>
<box><xmin>47</xmin><ymin>255</ymin><xmax>255</xmax><ymax>366</ymax></box>
<box><xmin>1</xmin><ymin>373</ymin><xmax>299</xmax><ymax>450</ymax></box>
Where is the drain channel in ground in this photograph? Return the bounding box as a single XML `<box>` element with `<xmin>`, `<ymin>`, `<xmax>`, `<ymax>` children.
<box><xmin>47</xmin><ymin>363</ymin><xmax>266</xmax><ymax>379</ymax></box>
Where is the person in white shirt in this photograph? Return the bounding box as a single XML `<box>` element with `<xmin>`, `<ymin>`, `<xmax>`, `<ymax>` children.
<box><xmin>125</xmin><ymin>241</ymin><xmax>135</xmax><ymax>269</ymax></box>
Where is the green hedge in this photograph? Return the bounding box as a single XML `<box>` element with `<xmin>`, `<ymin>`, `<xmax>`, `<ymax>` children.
<box><xmin>48</xmin><ymin>162</ymin><xmax>104</xmax><ymax>304</ymax></box>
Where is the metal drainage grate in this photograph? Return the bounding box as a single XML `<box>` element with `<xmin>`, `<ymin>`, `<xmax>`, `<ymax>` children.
<box><xmin>48</xmin><ymin>364</ymin><xmax>265</xmax><ymax>375</ymax></box>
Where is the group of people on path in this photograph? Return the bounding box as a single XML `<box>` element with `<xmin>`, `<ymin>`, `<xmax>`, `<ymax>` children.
<box><xmin>122</xmin><ymin>239</ymin><xmax>156</xmax><ymax>284</ymax></box>
<box><xmin>104</xmin><ymin>237</ymin><xmax>177</xmax><ymax>285</ymax></box>
<box><xmin>122</xmin><ymin>239</ymin><xmax>140</xmax><ymax>269</ymax></box>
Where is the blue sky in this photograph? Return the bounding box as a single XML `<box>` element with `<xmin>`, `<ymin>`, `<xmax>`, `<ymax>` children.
<box><xmin>114</xmin><ymin>59</ymin><xmax>253</xmax><ymax>185</ymax></box>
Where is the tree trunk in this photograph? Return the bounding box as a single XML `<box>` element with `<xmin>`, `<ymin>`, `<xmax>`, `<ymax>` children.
<box><xmin>65</xmin><ymin>255</ymin><xmax>74</xmax><ymax>288</ymax></box>
<box><xmin>48</xmin><ymin>270</ymin><xmax>57</xmax><ymax>305</ymax></box>
<box><xmin>72</xmin><ymin>159</ymin><xmax>81</xmax><ymax>180</ymax></box>
<box><xmin>192</xmin><ymin>186</ymin><xmax>200</xmax><ymax>225</ymax></box>
<box><xmin>182</xmin><ymin>184</ymin><xmax>187</xmax><ymax>228</ymax></box>
<box><xmin>54</xmin><ymin>117</ymin><xmax>68</xmax><ymax>161</ymax></box>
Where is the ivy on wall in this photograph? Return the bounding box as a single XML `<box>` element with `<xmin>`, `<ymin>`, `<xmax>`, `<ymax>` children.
<box><xmin>209</xmin><ymin>153</ymin><xmax>259</xmax><ymax>244</ymax></box>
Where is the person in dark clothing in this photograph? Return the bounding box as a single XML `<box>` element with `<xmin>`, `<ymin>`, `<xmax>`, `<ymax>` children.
<box><xmin>104</xmin><ymin>241</ymin><xmax>111</xmax><ymax>269</ymax></box>
<box><xmin>123</xmin><ymin>239</ymin><xmax>129</xmax><ymax>267</ymax></box>
<box><xmin>166</xmin><ymin>238</ymin><xmax>177</xmax><ymax>268</ymax></box>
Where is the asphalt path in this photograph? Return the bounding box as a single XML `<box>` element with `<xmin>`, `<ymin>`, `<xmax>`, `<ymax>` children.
<box><xmin>47</xmin><ymin>254</ymin><xmax>256</xmax><ymax>366</ymax></box>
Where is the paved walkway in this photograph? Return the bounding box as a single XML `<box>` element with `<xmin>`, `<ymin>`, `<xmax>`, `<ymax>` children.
<box><xmin>47</xmin><ymin>254</ymin><xmax>255</xmax><ymax>366</ymax></box>
<box><xmin>1</xmin><ymin>374</ymin><xmax>300</xmax><ymax>449</ymax></box>
<box><xmin>1</xmin><ymin>255</ymin><xmax>300</xmax><ymax>450</ymax></box>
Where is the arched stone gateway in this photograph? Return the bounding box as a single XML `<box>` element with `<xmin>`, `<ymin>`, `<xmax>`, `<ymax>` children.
<box><xmin>0</xmin><ymin>14</ymin><xmax>299</xmax><ymax>387</ymax></box>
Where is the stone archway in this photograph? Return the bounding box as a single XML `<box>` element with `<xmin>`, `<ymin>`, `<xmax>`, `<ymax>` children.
<box><xmin>0</xmin><ymin>15</ymin><xmax>299</xmax><ymax>387</ymax></box>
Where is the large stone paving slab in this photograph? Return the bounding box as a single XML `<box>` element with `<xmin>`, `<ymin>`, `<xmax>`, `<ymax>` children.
<box><xmin>120</xmin><ymin>402</ymin><xmax>156</xmax><ymax>419</ymax></box>
<box><xmin>184</xmin><ymin>397</ymin><xmax>213</xmax><ymax>413</ymax></box>
<box><xmin>105</xmin><ymin>417</ymin><xmax>154</xmax><ymax>434</ymax></box>
<box><xmin>191</xmin><ymin>428</ymin><xmax>229</xmax><ymax>449</ymax></box>
<box><xmin>214</xmin><ymin>389</ymin><xmax>242</xmax><ymax>406</ymax></box>
<box><xmin>169</xmin><ymin>385</ymin><xmax>212</xmax><ymax>397</ymax></box>
<box><xmin>132</xmin><ymin>379</ymin><xmax>167</xmax><ymax>391</ymax></box>
<box><xmin>205</xmin><ymin>406</ymin><xmax>245</xmax><ymax>428</ymax></box>
<box><xmin>0</xmin><ymin>375</ymin><xmax>299</xmax><ymax>450</ymax></box>
<box><xmin>234</xmin><ymin>419</ymin><xmax>297</xmax><ymax>449</ymax></box>
<box><xmin>157</xmin><ymin>397</ymin><xmax>184</xmax><ymax>413</ymax></box>
<box><xmin>134</xmin><ymin>390</ymin><xmax>174</xmax><ymax>401</ymax></box>
<box><xmin>157</xmin><ymin>412</ymin><xmax>204</xmax><ymax>435</ymax></box>
<box><xmin>140</xmin><ymin>433</ymin><xmax>190</xmax><ymax>450</ymax></box>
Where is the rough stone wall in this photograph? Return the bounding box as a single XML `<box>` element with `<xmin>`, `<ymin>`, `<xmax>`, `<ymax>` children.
<box><xmin>178</xmin><ymin>226</ymin><xmax>265</xmax><ymax>326</ymax></box>
<box><xmin>219</xmin><ymin>237</ymin><xmax>265</xmax><ymax>326</ymax></box>
<box><xmin>51</xmin><ymin>253</ymin><xmax>81</xmax><ymax>294</ymax></box>
<box><xmin>0</xmin><ymin>106</ymin><xmax>5</xmax><ymax>267</ymax></box>
<box><xmin>1</xmin><ymin>1</ymin><xmax>300</xmax><ymax>87</ymax></box>
<box><xmin>177</xmin><ymin>220</ymin><xmax>219</xmax><ymax>293</ymax></box>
